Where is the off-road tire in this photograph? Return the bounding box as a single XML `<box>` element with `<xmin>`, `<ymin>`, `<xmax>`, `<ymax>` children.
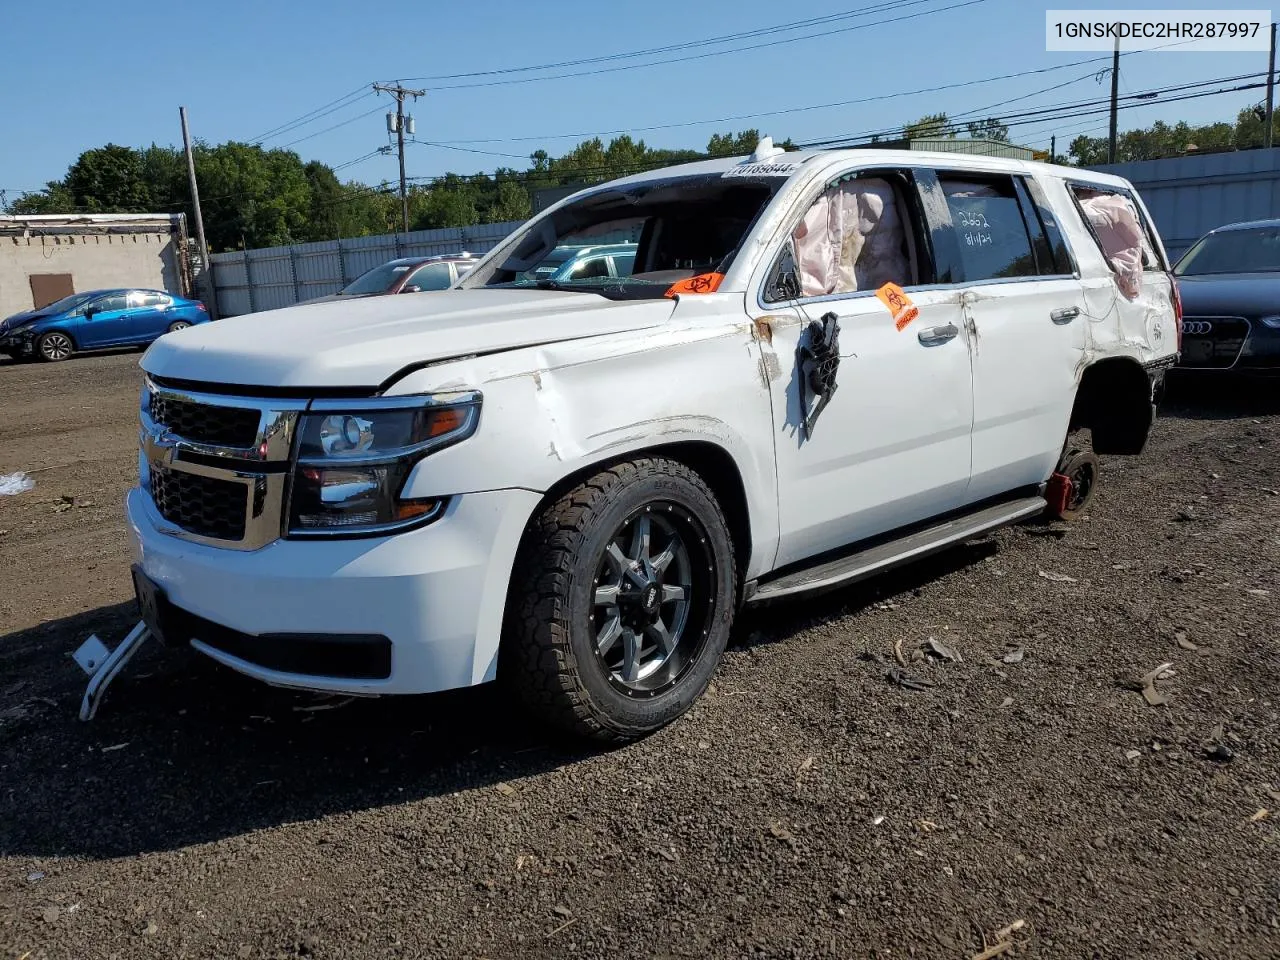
<box><xmin>501</xmin><ymin>457</ymin><xmax>737</xmax><ymax>742</ymax></box>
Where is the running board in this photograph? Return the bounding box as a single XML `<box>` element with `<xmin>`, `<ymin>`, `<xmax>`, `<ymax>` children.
<box><xmin>747</xmin><ymin>496</ymin><xmax>1046</xmax><ymax>604</ymax></box>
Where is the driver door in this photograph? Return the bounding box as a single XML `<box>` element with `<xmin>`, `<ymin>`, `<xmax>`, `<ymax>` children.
<box><xmin>750</xmin><ymin>166</ymin><xmax>975</xmax><ymax>570</ymax></box>
<box><xmin>78</xmin><ymin>293</ymin><xmax>131</xmax><ymax>348</ymax></box>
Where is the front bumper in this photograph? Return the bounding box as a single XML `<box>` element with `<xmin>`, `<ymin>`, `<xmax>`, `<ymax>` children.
<box><xmin>126</xmin><ymin>485</ymin><xmax>541</xmax><ymax>695</ymax></box>
<box><xmin>0</xmin><ymin>332</ymin><xmax>36</xmax><ymax>355</ymax></box>
<box><xmin>1179</xmin><ymin>319</ymin><xmax>1280</xmax><ymax>372</ymax></box>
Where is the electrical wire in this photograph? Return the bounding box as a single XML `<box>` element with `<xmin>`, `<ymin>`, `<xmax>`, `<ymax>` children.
<box><xmin>396</xmin><ymin>0</ymin><xmax>988</xmax><ymax>90</ymax></box>
<box><xmin>248</xmin><ymin>87</ymin><xmax>373</xmax><ymax>144</ymax></box>
<box><xmin>276</xmin><ymin>104</ymin><xmax>387</xmax><ymax>149</ymax></box>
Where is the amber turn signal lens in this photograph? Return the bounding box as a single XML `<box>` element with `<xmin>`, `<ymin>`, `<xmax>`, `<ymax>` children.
<box><xmin>426</xmin><ymin>407</ymin><xmax>468</xmax><ymax>438</ymax></box>
<box><xmin>394</xmin><ymin>499</ymin><xmax>439</xmax><ymax>521</ymax></box>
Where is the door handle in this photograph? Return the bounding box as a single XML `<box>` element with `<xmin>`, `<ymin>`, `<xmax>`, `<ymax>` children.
<box><xmin>917</xmin><ymin>323</ymin><xmax>959</xmax><ymax>346</ymax></box>
<box><xmin>1051</xmin><ymin>306</ymin><xmax>1080</xmax><ymax>325</ymax></box>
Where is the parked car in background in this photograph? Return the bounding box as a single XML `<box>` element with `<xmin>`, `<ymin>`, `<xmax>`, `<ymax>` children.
<box><xmin>302</xmin><ymin>253</ymin><xmax>480</xmax><ymax>304</ymax></box>
<box><xmin>1173</xmin><ymin>219</ymin><xmax>1280</xmax><ymax>373</ymax></box>
<box><xmin>0</xmin><ymin>289</ymin><xmax>208</xmax><ymax>362</ymax></box>
<box><xmin>520</xmin><ymin>243</ymin><xmax>636</xmax><ymax>283</ymax></box>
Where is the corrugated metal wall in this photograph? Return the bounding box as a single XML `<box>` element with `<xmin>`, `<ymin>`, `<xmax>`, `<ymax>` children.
<box><xmin>1090</xmin><ymin>148</ymin><xmax>1280</xmax><ymax>261</ymax></box>
<box><xmin>208</xmin><ymin>221</ymin><xmax>521</xmax><ymax>316</ymax></box>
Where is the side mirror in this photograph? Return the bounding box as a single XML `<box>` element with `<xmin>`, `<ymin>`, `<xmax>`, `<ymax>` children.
<box><xmin>401</xmin><ymin>285</ymin><xmax>421</xmax><ymax>294</ymax></box>
<box><xmin>84</xmin><ymin>305</ymin><xmax>97</xmax><ymax>319</ymax></box>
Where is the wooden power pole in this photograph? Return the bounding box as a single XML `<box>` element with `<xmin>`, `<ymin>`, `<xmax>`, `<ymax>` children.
<box><xmin>179</xmin><ymin>106</ymin><xmax>217</xmax><ymax>320</ymax></box>
<box><xmin>1107</xmin><ymin>36</ymin><xmax>1120</xmax><ymax>164</ymax></box>
<box><xmin>373</xmin><ymin>83</ymin><xmax>425</xmax><ymax>233</ymax></box>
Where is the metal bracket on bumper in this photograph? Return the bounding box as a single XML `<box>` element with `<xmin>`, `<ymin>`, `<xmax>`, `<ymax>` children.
<box><xmin>73</xmin><ymin>621</ymin><xmax>152</xmax><ymax>721</ymax></box>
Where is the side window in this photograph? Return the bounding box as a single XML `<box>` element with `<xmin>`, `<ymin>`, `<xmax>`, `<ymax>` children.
<box><xmin>938</xmin><ymin>175</ymin><xmax>1037</xmax><ymax>282</ymax></box>
<box><xmin>407</xmin><ymin>262</ymin><xmax>453</xmax><ymax>291</ymax></box>
<box><xmin>94</xmin><ymin>294</ymin><xmax>129</xmax><ymax>312</ymax></box>
<box><xmin>612</xmin><ymin>253</ymin><xmax>636</xmax><ymax>277</ymax></box>
<box><xmin>767</xmin><ymin>171</ymin><xmax>922</xmax><ymax>302</ymax></box>
<box><xmin>1021</xmin><ymin>177</ymin><xmax>1076</xmax><ymax>275</ymax></box>
<box><xmin>133</xmin><ymin>291</ymin><xmax>169</xmax><ymax>307</ymax></box>
<box><xmin>569</xmin><ymin>256</ymin><xmax>610</xmax><ymax>280</ymax></box>
<box><xmin>1068</xmin><ymin>183</ymin><xmax>1165</xmax><ymax>300</ymax></box>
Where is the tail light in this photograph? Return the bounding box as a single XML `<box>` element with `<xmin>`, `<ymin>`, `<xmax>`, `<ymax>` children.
<box><xmin>196</xmin><ymin>302</ymin><xmax>208</xmax><ymax>312</ymax></box>
<box><xmin>1168</xmin><ymin>273</ymin><xmax>1182</xmax><ymax>353</ymax></box>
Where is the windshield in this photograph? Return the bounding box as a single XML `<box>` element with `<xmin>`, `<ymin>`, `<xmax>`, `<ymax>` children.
<box><xmin>38</xmin><ymin>292</ymin><xmax>97</xmax><ymax>314</ymax></box>
<box><xmin>340</xmin><ymin>261</ymin><xmax>414</xmax><ymax>295</ymax></box>
<box><xmin>1175</xmin><ymin>226</ymin><xmax>1280</xmax><ymax>276</ymax></box>
<box><xmin>463</xmin><ymin>173</ymin><xmax>786</xmax><ymax>300</ymax></box>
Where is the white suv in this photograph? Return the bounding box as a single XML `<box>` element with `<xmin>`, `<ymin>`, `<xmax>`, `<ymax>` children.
<box><xmin>125</xmin><ymin>141</ymin><xmax>1179</xmax><ymax>739</ymax></box>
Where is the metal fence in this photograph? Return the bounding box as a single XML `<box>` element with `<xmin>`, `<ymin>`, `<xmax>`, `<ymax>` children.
<box><xmin>1090</xmin><ymin>148</ymin><xmax>1280</xmax><ymax>261</ymax></box>
<box><xmin>208</xmin><ymin>221</ymin><xmax>522</xmax><ymax>316</ymax></box>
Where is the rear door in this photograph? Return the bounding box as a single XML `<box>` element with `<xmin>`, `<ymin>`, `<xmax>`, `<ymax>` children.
<box><xmin>748</xmin><ymin>165</ymin><xmax>975</xmax><ymax>569</ymax></box>
<box><xmin>928</xmin><ymin>169</ymin><xmax>1088</xmax><ymax>502</ymax></box>
<box><xmin>126</xmin><ymin>291</ymin><xmax>172</xmax><ymax>342</ymax></box>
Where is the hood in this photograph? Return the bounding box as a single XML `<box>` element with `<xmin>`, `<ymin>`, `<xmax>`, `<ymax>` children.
<box><xmin>0</xmin><ymin>307</ymin><xmax>53</xmax><ymax>333</ymax></box>
<box><xmin>141</xmin><ymin>288</ymin><xmax>675</xmax><ymax>388</ymax></box>
<box><xmin>1176</xmin><ymin>272</ymin><xmax>1280</xmax><ymax>318</ymax></box>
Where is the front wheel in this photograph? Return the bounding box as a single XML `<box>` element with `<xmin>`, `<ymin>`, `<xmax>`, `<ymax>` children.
<box><xmin>501</xmin><ymin>458</ymin><xmax>737</xmax><ymax>742</ymax></box>
<box><xmin>37</xmin><ymin>331</ymin><xmax>74</xmax><ymax>362</ymax></box>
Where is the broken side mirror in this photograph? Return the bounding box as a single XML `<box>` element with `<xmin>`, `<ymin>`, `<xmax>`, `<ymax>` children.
<box><xmin>766</xmin><ymin>241</ymin><xmax>801</xmax><ymax>302</ymax></box>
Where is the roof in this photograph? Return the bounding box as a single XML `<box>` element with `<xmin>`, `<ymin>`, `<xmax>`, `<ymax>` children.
<box><xmin>594</xmin><ymin>148</ymin><xmax>1133</xmax><ymax>193</ymax></box>
<box><xmin>0</xmin><ymin>213</ymin><xmax>184</xmax><ymax>225</ymax></box>
<box><xmin>1207</xmin><ymin>218</ymin><xmax>1280</xmax><ymax>233</ymax></box>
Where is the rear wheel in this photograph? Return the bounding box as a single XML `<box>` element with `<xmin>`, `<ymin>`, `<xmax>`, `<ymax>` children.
<box><xmin>501</xmin><ymin>458</ymin><xmax>736</xmax><ymax>742</ymax></box>
<box><xmin>166</xmin><ymin>320</ymin><xmax>191</xmax><ymax>333</ymax></box>
<box><xmin>1048</xmin><ymin>437</ymin><xmax>1100</xmax><ymax>521</ymax></box>
<box><xmin>37</xmin><ymin>331</ymin><xmax>74</xmax><ymax>362</ymax></box>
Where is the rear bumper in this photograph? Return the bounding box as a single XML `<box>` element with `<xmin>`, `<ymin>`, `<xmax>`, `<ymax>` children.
<box><xmin>126</xmin><ymin>485</ymin><xmax>541</xmax><ymax>695</ymax></box>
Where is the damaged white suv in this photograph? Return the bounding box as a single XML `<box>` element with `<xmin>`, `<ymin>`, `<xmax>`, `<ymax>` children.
<box><xmin>114</xmin><ymin>140</ymin><xmax>1179</xmax><ymax>739</ymax></box>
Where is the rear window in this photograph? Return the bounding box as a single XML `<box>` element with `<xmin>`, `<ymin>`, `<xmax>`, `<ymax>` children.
<box><xmin>1069</xmin><ymin>183</ymin><xmax>1165</xmax><ymax>299</ymax></box>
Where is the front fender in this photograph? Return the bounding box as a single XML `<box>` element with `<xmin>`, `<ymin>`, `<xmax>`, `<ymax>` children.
<box><xmin>390</xmin><ymin>317</ymin><xmax>781</xmax><ymax>580</ymax></box>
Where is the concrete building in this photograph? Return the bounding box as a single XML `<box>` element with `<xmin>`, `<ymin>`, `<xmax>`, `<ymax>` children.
<box><xmin>0</xmin><ymin>213</ymin><xmax>190</xmax><ymax>319</ymax></box>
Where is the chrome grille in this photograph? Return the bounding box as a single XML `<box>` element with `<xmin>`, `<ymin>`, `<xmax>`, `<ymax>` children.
<box><xmin>149</xmin><ymin>392</ymin><xmax>260</xmax><ymax>448</ymax></box>
<box><xmin>140</xmin><ymin>381</ymin><xmax>306</xmax><ymax>550</ymax></box>
<box><xmin>150</xmin><ymin>464</ymin><xmax>248</xmax><ymax>541</ymax></box>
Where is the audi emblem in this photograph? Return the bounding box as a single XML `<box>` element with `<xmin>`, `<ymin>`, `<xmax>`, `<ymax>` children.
<box><xmin>1181</xmin><ymin>320</ymin><xmax>1213</xmax><ymax>335</ymax></box>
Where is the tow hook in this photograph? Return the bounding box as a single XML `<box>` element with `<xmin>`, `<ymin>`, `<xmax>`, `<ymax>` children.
<box><xmin>73</xmin><ymin>621</ymin><xmax>153</xmax><ymax>721</ymax></box>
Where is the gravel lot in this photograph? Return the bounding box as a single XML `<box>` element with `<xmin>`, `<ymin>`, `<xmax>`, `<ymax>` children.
<box><xmin>1</xmin><ymin>351</ymin><xmax>1277</xmax><ymax>960</ymax></box>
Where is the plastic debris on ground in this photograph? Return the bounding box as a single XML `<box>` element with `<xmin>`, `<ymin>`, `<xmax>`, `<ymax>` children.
<box><xmin>0</xmin><ymin>472</ymin><xmax>35</xmax><ymax>496</ymax></box>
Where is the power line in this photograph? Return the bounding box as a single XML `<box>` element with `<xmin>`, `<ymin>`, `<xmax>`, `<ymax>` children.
<box><xmin>249</xmin><ymin>87</ymin><xmax>372</xmax><ymax>143</ymax></box>
<box><xmin>398</xmin><ymin>0</ymin><xmax>943</xmax><ymax>81</ymax></box>
<box><xmin>277</xmin><ymin>103</ymin><xmax>387</xmax><ymax>149</ymax></box>
<box><xmin>396</xmin><ymin>0</ymin><xmax>988</xmax><ymax>90</ymax></box>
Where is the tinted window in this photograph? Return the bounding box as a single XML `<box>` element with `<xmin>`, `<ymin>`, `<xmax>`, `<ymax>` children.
<box><xmin>93</xmin><ymin>294</ymin><xmax>129</xmax><ymax>312</ymax></box>
<box><xmin>341</xmin><ymin>261</ymin><xmax>413</xmax><ymax>295</ymax></box>
<box><xmin>1176</xmin><ymin>226</ymin><xmax>1280</xmax><ymax>275</ymax></box>
<box><xmin>406</xmin><ymin>262</ymin><xmax>453</xmax><ymax>291</ymax></box>
<box><xmin>939</xmin><ymin>176</ymin><xmax>1037</xmax><ymax>281</ymax></box>
<box><xmin>1021</xmin><ymin>177</ymin><xmax>1075</xmax><ymax>274</ymax></box>
<box><xmin>612</xmin><ymin>253</ymin><xmax>636</xmax><ymax>277</ymax></box>
<box><xmin>130</xmin><ymin>291</ymin><xmax>169</xmax><ymax>307</ymax></box>
<box><xmin>568</xmin><ymin>256</ymin><xmax>610</xmax><ymax>280</ymax></box>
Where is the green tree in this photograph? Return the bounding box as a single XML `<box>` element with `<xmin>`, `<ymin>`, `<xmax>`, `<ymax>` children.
<box><xmin>904</xmin><ymin>113</ymin><xmax>954</xmax><ymax>140</ymax></box>
<box><xmin>965</xmin><ymin>118</ymin><xmax>1010</xmax><ymax>142</ymax></box>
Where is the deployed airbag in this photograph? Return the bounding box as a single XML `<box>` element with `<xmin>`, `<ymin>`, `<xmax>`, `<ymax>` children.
<box><xmin>1079</xmin><ymin>192</ymin><xmax>1145</xmax><ymax>299</ymax></box>
<box><xmin>793</xmin><ymin>178</ymin><xmax>911</xmax><ymax>297</ymax></box>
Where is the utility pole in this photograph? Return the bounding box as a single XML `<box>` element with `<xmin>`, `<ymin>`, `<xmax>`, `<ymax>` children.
<box><xmin>372</xmin><ymin>83</ymin><xmax>425</xmax><ymax>233</ymax></box>
<box><xmin>1049</xmin><ymin>135</ymin><xmax>1056</xmax><ymax>164</ymax></box>
<box><xmin>1107</xmin><ymin>35</ymin><xmax>1120</xmax><ymax>164</ymax></box>
<box><xmin>1266</xmin><ymin>22</ymin><xmax>1277</xmax><ymax>149</ymax></box>
<box><xmin>179</xmin><ymin>106</ymin><xmax>218</xmax><ymax>320</ymax></box>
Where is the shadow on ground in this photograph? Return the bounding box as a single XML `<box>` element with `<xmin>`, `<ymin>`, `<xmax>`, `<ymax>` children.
<box><xmin>0</xmin><ymin>537</ymin><xmax>998</xmax><ymax>861</ymax></box>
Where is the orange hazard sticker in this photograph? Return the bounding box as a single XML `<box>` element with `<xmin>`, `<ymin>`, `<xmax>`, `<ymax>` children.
<box><xmin>664</xmin><ymin>272</ymin><xmax>725</xmax><ymax>298</ymax></box>
<box><xmin>876</xmin><ymin>282</ymin><xmax>919</xmax><ymax>331</ymax></box>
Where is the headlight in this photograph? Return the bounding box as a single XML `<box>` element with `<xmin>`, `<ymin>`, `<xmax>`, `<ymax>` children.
<box><xmin>1260</xmin><ymin>316</ymin><xmax>1280</xmax><ymax>329</ymax></box>
<box><xmin>287</xmin><ymin>393</ymin><xmax>480</xmax><ymax>537</ymax></box>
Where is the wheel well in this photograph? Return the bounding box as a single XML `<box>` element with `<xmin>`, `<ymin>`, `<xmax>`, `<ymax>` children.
<box><xmin>536</xmin><ymin>441</ymin><xmax>753</xmax><ymax>573</ymax></box>
<box><xmin>1070</xmin><ymin>358</ymin><xmax>1153</xmax><ymax>455</ymax></box>
<box><xmin>40</xmin><ymin>327</ymin><xmax>76</xmax><ymax>346</ymax></box>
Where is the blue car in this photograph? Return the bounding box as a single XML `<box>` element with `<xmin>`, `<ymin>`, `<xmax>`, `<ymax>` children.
<box><xmin>0</xmin><ymin>288</ymin><xmax>209</xmax><ymax>362</ymax></box>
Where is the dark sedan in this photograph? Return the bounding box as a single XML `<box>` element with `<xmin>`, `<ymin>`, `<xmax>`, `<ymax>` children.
<box><xmin>1173</xmin><ymin>220</ymin><xmax>1280</xmax><ymax>373</ymax></box>
<box><xmin>300</xmin><ymin>254</ymin><xmax>479</xmax><ymax>305</ymax></box>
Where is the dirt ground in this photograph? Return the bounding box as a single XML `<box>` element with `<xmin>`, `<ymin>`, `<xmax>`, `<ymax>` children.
<box><xmin>1</xmin><ymin>350</ymin><xmax>1277</xmax><ymax>960</ymax></box>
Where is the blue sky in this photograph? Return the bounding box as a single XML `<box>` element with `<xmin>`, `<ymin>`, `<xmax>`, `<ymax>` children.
<box><xmin>0</xmin><ymin>0</ymin><xmax>1266</xmax><ymax>198</ymax></box>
